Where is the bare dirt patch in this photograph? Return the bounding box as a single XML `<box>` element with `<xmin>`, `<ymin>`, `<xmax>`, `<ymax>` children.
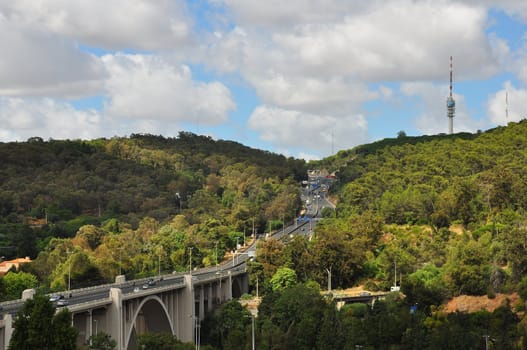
<box><xmin>444</xmin><ymin>293</ymin><xmax>519</xmax><ymax>313</ymax></box>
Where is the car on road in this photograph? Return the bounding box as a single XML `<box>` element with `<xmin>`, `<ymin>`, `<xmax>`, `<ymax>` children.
<box><xmin>57</xmin><ymin>299</ymin><xmax>69</xmax><ymax>307</ymax></box>
<box><xmin>147</xmin><ymin>278</ymin><xmax>156</xmax><ymax>286</ymax></box>
<box><xmin>359</xmin><ymin>291</ymin><xmax>371</xmax><ymax>296</ymax></box>
<box><xmin>142</xmin><ymin>283</ymin><xmax>149</xmax><ymax>289</ymax></box>
<box><xmin>133</xmin><ymin>287</ymin><xmax>140</xmax><ymax>292</ymax></box>
<box><xmin>49</xmin><ymin>294</ymin><xmax>64</xmax><ymax>302</ymax></box>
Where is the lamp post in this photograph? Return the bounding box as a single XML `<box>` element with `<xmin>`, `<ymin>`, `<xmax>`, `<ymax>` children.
<box><xmin>325</xmin><ymin>267</ymin><xmax>332</xmax><ymax>293</ymax></box>
<box><xmin>67</xmin><ymin>250</ymin><xmax>73</xmax><ymax>291</ymax></box>
<box><xmin>245</xmin><ymin>314</ymin><xmax>255</xmax><ymax>350</ymax></box>
<box><xmin>118</xmin><ymin>247</ymin><xmax>123</xmax><ymax>276</ymax></box>
<box><xmin>251</xmin><ymin>314</ymin><xmax>255</xmax><ymax>350</ymax></box>
<box><xmin>188</xmin><ymin>247</ymin><xmax>193</xmax><ymax>275</ymax></box>
<box><xmin>158</xmin><ymin>253</ymin><xmax>161</xmax><ymax>277</ymax></box>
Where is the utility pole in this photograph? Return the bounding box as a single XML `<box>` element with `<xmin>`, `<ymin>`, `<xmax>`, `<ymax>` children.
<box><xmin>67</xmin><ymin>250</ymin><xmax>73</xmax><ymax>291</ymax></box>
<box><xmin>251</xmin><ymin>315</ymin><xmax>255</xmax><ymax>350</ymax></box>
<box><xmin>325</xmin><ymin>267</ymin><xmax>332</xmax><ymax>293</ymax></box>
<box><xmin>188</xmin><ymin>247</ymin><xmax>193</xmax><ymax>275</ymax></box>
<box><xmin>215</xmin><ymin>242</ymin><xmax>218</xmax><ymax>269</ymax></box>
<box><xmin>118</xmin><ymin>247</ymin><xmax>123</xmax><ymax>276</ymax></box>
<box><xmin>483</xmin><ymin>335</ymin><xmax>489</xmax><ymax>350</ymax></box>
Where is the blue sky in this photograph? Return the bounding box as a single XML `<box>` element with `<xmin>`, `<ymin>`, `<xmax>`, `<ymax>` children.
<box><xmin>1</xmin><ymin>1</ymin><xmax>527</xmax><ymax>160</ymax></box>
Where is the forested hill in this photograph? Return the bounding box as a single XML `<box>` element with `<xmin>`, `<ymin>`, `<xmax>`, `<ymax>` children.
<box><xmin>319</xmin><ymin>120</ymin><xmax>527</xmax><ymax>228</ymax></box>
<box><xmin>0</xmin><ymin>132</ymin><xmax>306</xmax><ymax>264</ymax></box>
<box><xmin>291</xmin><ymin>119</ymin><xmax>527</xmax><ymax>301</ymax></box>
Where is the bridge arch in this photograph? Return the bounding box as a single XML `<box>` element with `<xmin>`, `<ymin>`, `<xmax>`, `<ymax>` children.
<box><xmin>124</xmin><ymin>295</ymin><xmax>174</xmax><ymax>350</ymax></box>
<box><xmin>232</xmin><ymin>276</ymin><xmax>243</xmax><ymax>298</ymax></box>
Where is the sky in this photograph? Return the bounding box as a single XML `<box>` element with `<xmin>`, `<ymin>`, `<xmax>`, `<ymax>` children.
<box><xmin>1</xmin><ymin>1</ymin><xmax>527</xmax><ymax>160</ymax></box>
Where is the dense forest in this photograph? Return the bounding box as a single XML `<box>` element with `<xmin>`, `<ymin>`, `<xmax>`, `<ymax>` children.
<box><xmin>5</xmin><ymin>120</ymin><xmax>527</xmax><ymax>349</ymax></box>
<box><xmin>0</xmin><ymin>132</ymin><xmax>306</xmax><ymax>292</ymax></box>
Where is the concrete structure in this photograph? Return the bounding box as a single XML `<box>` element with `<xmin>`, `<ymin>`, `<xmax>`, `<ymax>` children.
<box><xmin>446</xmin><ymin>55</ymin><xmax>456</xmax><ymax>135</ymax></box>
<box><xmin>0</xmin><ymin>265</ymin><xmax>249</xmax><ymax>350</ymax></box>
<box><xmin>0</xmin><ymin>257</ymin><xmax>31</xmax><ymax>276</ymax></box>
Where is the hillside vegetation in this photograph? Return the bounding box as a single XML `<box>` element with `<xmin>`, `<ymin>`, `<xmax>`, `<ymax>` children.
<box><xmin>257</xmin><ymin>121</ymin><xmax>527</xmax><ymax>299</ymax></box>
<box><xmin>4</xmin><ymin>122</ymin><xmax>527</xmax><ymax>348</ymax></box>
<box><xmin>0</xmin><ymin>132</ymin><xmax>306</xmax><ymax>293</ymax></box>
<box><xmin>241</xmin><ymin>121</ymin><xmax>527</xmax><ymax>349</ymax></box>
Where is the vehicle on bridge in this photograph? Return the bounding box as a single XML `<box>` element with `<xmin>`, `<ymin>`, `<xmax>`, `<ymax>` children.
<box><xmin>49</xmin><ymin>294</ymin><xmax>64</xmax><ymax>302</ymax></box>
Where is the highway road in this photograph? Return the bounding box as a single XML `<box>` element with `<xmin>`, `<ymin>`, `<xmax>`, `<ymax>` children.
<box><xmin>0</xmin><ymin>171</ymin><xmax>332</xmax><ymax>317</ymax></box>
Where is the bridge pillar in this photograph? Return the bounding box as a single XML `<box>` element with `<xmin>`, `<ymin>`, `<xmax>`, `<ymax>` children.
<box><xmin>87</xmin><ymin>310</ymin><xmax>94</xmax><ymax>344</ymax></box>
<box><xmin>175</xmin><ymin>275</ymin><xmax>194</xmax><ymax>344</ymax></box>
<box><xmin>108</xmin><ymin>288</ymin><xmax>123</xmax><ymax>350</ymax></box>
<box><xmin>227</xmin><ymin>271</ymin><xmax>233</xmax><ymax>300</ymax></box>
<box><xmin>207</xmin><ymin>283</ymin><xmax>213</xmax><ymax>313</ymax></box>
<box><xmin>198</xmin><ymin>285</ymin><xmax>205</xmax><ymax>321</ymax></box>
<box><xmin>1</xmin><ymin>314</ymin><xmax>13</xmax><ymax>350</ymax></box>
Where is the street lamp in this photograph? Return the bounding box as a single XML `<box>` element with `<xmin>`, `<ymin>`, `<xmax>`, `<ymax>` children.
<box><xmin>251</xmin><ymin>314</ymin><xmax>255</xmax><ymax>350</ymax></box>
<box><xmin>245</xmin><ymin>314</ymin><xmax>255</xmax><ymax>350</ymax></box>
<box><xmin>233</xmin><ymin>251</ymin><xmax>249</xmax><ymax>265</ymax></box>
<box><xmin>188</xmin><ymin>247</ymin><xmax>193</xmax><ymax>275</ymax></box>
<box><xmin>66</xmin><ymin>250</ymin><xmax>73</xmax><ymax>291</ymax></box>
<box><xmin>158</xmin><ymin>253</ymin><xmax>161</xmax><ymax>277</ymax></box>
<box><xmin>118</xmin><ymin>247</ymin><xmax>123</xmax><ymax>276</ymax></box>
<box><xmin>325</xmin><ymin>267</ymin><xmax>332</xmax><ymax>293</ymax></box>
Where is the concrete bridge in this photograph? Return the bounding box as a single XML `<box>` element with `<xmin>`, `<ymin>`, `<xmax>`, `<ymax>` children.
<box><xmin>0</xmin><ymin>263</ymin><xmax>249</xmax><ymax>350</ymax></box>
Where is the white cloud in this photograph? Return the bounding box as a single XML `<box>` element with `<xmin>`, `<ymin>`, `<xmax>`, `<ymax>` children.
<box><xmin>247</xmin><ymin>105</ymin><xmax>368</xmax><ymax>157</ymax></box>
<box><xmin>0</xmin><ymin>97</ymin><xmax>102</xmax><ymax>141</ymax></box>
<box><xmin>402</xmin><ymin>82</ymin><xmax>487</xmax><ymax>134</ymax></box>
<box><xmin>102</xmin><ymin>54</ymin><xmax>235</xmax><ymax>124</ymax></box>
<box><xmin>271</xmin><ymin>1</ymin><xmax>496</xmax><ymax>81</ymax></box>
<box><xmin>248</xmin><ymin>74</ymin><xmax>376</xmax><ymax>116</ymax></box>
<box><xmin>487</xmin><ymin>82</ymin><xmax>527</xmax><ymax>125</ymax></box>
<box><xmin>485</xmin><ymin>1</ymin><xmax>527</xmax><ymax>22</ymax></box>
<box><xmin>0</xmin><ymin>21</ymin><xmax>106</xmax><ymax>98</ymax></box>
<box><xmin>0</xmin><ymin>0</ymin><xmax>192</xmax><ymax>50</ymax></box>
<box><xmin>217</xmin><ymin>0</ymin><xmax>355</xmax><ymax>28</ymax></box>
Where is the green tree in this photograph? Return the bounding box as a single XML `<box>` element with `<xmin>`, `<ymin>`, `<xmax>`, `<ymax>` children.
<box><xmin>8</xmin><ymin>293</ymin><xmax>77</xmax><ymax>350</ymax></box>
<box><xmin>2</xmin><ymin>271</ymin><xmax>38</xmax><ymax>301</ymax></box>
<box><xmin>270</xmin><ymin>267</ymin><xmax>297</xmax><ymax>292</ymax></box>
<box><xmin>258</xmin><ymin>284</ymin><xmax>333</xmax><ymax>350</ymax></box>
<box><xmin>202</xmin><ymin>300</ymin><xmax>250</xmax><ymax>350</ymax></box>
<box><xmin>86</xmin><ymin>332</ymin><xmax>117</xmax><ymax>350</ymax></box>
<box><xmin>137</xmin><ymin>332</ymin><xmax>195</xmax><ymax>350</ymax></box>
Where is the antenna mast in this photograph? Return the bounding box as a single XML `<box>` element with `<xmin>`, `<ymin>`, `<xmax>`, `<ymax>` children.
<box><xmin>446</xmin><ymin>56</ymin><xmax>456</xmax><ymax>134</ymax></box>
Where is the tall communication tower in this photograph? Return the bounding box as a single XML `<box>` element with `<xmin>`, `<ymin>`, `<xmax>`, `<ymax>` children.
<box><xmin>446</xmin><ymin>56</ymin><xmax>456</xmax><ymax>134</ymax></box>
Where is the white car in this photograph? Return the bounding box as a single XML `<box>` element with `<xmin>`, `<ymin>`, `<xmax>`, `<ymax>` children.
<box><xmin>49</xmin><ymin>294</ymin><xmax>64</xmax><ymax>302</ymax></box>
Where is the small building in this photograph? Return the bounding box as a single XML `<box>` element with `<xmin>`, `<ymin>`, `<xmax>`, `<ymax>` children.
<box><xmin>0</xmin><ymin>257</ymin><xmax>32</xmax><ymax>276</ymax></box>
